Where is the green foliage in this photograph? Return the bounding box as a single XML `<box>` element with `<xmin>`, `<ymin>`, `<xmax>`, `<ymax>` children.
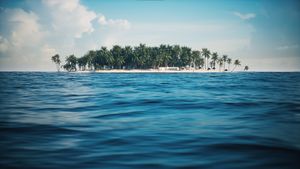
<box><xmin>211</xmin><ymin>52</ymin><xmax>218</xmax><ymax>69</ymax></box>
<box><xmin>55</xmin><ymin>43</ymin><xmax>244</xmax><ymax>72</ymax></box>
<box><xmin>232</xmin><ymin>59</ymin><xmax>241</xmax><ymax>72</ymax></box>
<box><xmin>111</xmin><ymin>45</ymin><xmax>124</xmax><ymax>69</ymax></box>
<box><xmin>227</xmin><ymin>58</ymin><xmax>232</xmax><ymax>70</ymax></box>
<box><xmin>180</xmin><ymin>46</ymin><xmax>192</xmax><ymax>67</ymax></box>
<box><xmin>217</xmin><ymin>58</ymin><xmax>223</xmax><ymax>71</ymax></box>
<box><xmin>234</xmin><ymin>59</ymin><xmax>241</xmax><ymax>66</ymax></box>
<box><xmin>202</xmin><ymin>48</ymin><xmax>211</xmax><ymax>70</ymax></box>
<box><xmin>222</xmin><ymin>55</ymin><xmax>228</xmax><ymax>70</ymax></box>
<box><xmin>63</xmin><ymin>55</ymin><xmax>77</xmax><ymax>72</ymax></box>
<box><xmin>51</xmin><ymin>54</ymin><xmax>61</xmax><ymax>72</ymax></box>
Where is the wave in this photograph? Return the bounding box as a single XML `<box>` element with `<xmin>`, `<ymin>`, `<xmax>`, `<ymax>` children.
<box><xmin>1</xmin><ymin>72</ymin><xmax>300</xmax><ymax>168</ymax></box>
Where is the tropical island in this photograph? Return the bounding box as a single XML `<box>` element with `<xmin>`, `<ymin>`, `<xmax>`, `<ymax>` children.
<box><xmin>51</xmin><ymin>44</ymin><xmax>249</xmax><ymax>73</ymax></box>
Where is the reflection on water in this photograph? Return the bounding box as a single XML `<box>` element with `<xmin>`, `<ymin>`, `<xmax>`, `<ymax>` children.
<box><xmin>0</xmin><ymin>72</ymin><xmax>300</xmax><ymax>168</ymax></box>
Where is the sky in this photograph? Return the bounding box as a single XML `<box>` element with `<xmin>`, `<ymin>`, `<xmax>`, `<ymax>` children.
<box><xmin>0</xmin><ymin>0</ymin><xmax>299</xmax><ymax>71</ymax></box>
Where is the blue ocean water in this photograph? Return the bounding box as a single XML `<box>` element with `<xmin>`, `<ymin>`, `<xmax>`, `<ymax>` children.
<box><xmin>0</xmin><ymin>72</ymin><xmax>300</xmax><ymax>168</ymax></box>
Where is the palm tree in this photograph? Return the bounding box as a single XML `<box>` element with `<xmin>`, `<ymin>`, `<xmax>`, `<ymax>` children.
<box><xmin>170</xmin><ymin>45</ymin><xmax>181</xmax><ymax>67</ymax></box>
<box><xmin>94</xmin><ymin>47</ymin><xmax>114</xmax><ymax>70</ymax></box>
<box><xmin>180</xmin><ymin>46</ymin><xmax>192</xmax><ymax>68</ymax></box>
<box><xmin>196</xmin><ymin>57</ymin><xmax>205</xmax><ymax>69</ymax></box>
<box><xmin>51</xmin><ymin>54</ymin><xmax>61</xmax><ymax>72</ymax></box>
<box><xmin>77</xmin><ymin>57</ymin><xmax>86</xmax><ymax>71</ymax></box>
<box><xmin>87</xmin><ymin>52</ymin><xmax>95</xmax><ymax>70</ymax></box>
<box><xmin>209</xmin><ymin>61</ymin><xmax>214</xmax><ymax>69</ymax></box>
<box><xmin>147</xmin><ymin>47</ymin><xmax>160</xmax><ymax>68</ymax></box>
<box><xmin>159</xmin><ymin>44</ymin><xmax>170</xmax><ymax>67</ymax></box>
<box><xmin>244</xmin><ymin>65</ymin><xmax>249</xmax><ymax>71</ymax></box>
<box><xmin>202</xmin><ymin>48</ymin><xmax>211</xmax><ymax>70</ymax></box>
<box><xmin>227</xmin><ymin>58</ymin><xmax>232</xmax><ymax>71</ymax></box>
<box><xmin>102</xmin><ymin>47</ymin><xmax>114</xmax><ymax>69</ymax></box>
<box><xmin>111</xmin><ymin>45</ymin><xmax>124</xmax><ymax>69</ymax></box>
<box><xmin>63</xmin><ymin>54</ymin><xmax>77</xmax><ymax>72</ymax></box>
<box><xmin>131</xmin><ymin>47</ymin><xmax>140</xmax><ymax>69</ymax></box>
<box><xmin>123</xmin><ymin>46</ymin><xmax>133</xmax><ymax>69</ymax></box>
<box><xmin>136</xmin><ymin>44</ymin><xmax>148</xmax><ymax>68</ymax></box>
<box><xmin>211</xmin><ymin>52</ymin><xmax>218</xmax><ymax>69</ymax></box>
<box><xmin>232</xmin><ymin>59</ymin><xmax>241</xmax><ymax>72</ymax></box>
<box><xmin>222</xmin><ymin>55</ymin><xmax>228</xmax><ymax>71</ymax></box>
<box><xmin>84</xmin><ymin>50</ymin><xmax>96</xmax><ymax>70</ymax></box>
<box><xmin>191</xmin><ymin>50</ymin><xmax>200</xmax><ymax>69</ymax></box>
<box><xmin>217</xmin><ymin>57</ymin><xmax>223</xmax><ymax>72</ymax></box>
<box><xmin>166</xmin><ymin>45</ymin><xmax>173</xmax><ymax>67</ymax></box>
<box><xmin>93</xmin><ymin>49</ymin><xmax>103</xmax><ymax>69</ymax></box>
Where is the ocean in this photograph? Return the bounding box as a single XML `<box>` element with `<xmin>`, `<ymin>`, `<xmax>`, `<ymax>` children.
<box><xmin>0</xmin><ymin>72</ymin><xmax>300</xmax><ymax>168</ymax></box>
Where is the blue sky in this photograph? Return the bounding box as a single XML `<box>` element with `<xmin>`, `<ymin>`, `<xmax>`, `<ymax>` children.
<box><xmin>0</xmin><ymin>0</ymin><xmax>299</xmax><ymax>71</ymax></box>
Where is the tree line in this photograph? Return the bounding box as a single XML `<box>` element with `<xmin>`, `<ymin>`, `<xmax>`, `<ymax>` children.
<box><xmin>51</xmin><ymin>44</ymin><xmax>248</xmax><ymax>72</ymax></box>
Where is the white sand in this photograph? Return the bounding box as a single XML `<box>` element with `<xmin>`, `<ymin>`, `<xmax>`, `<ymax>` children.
<box><xmin>81</xmin><ymin>69</ymin><xmax>228</xmax><ymax>73</ymax></box>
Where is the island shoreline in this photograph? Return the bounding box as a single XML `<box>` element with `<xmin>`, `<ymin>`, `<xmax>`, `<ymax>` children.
<box><xmin>74</xmin><ymin>69</ymin><xmax>232</xmax><ymax>73</ymax></box>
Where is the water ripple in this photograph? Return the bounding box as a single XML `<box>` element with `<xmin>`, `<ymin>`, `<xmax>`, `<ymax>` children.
<box><xmin>1</xmin><ymin>72</ymin><xmax>300</xmax><ymax>168</ymax></box>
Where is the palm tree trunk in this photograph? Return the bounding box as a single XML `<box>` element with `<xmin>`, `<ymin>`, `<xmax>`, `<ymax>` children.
<box><xmin>231</xmin><ymin>65</ymin><xmax>237</xmax><ymax>72</ymax></box>
<box><xmin>56</xmin><ymin>64</ymin><xmax>60</xmax><ymax>72</ymax></box>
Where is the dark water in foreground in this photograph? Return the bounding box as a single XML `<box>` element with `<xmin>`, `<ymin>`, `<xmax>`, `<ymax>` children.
<box><xmin>0</xmin><ymin>72</ymin><xmax>300</xmax><ymax>168</ymax></box>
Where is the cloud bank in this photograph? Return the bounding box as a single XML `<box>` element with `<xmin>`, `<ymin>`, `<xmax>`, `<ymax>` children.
<box><xmin>0</xmin><ymin>0</ymin><xmax>130</xmax><ymax>71</ymax></box>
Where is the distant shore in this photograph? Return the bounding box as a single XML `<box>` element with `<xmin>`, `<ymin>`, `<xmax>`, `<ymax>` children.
<box><xmin>75</xmin><ymin>69</ymin><xmax>229</xmax><ymax>73</ymax></box>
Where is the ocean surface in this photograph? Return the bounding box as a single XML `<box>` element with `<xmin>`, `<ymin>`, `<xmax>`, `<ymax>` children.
<box><xmin>0</xmin><ymin>72</ymin><xmax>300</xmax><ymax>169</ymax></box>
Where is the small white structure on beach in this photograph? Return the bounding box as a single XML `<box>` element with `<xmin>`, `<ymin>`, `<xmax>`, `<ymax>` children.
<box><xmin>158</xmin><ymin>67</ymin><xmax>180</xmax><ymax>71</ymax></box>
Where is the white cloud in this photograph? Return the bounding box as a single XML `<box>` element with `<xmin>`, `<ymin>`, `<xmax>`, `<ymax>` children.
<box><xmin>43</xmin><ymin>0</ymin><xmax>79</xmax><ymax>12</ymax></box>
<box><xmin>277</xmin><ymin>44</ymin><xmax>299</xmax><ymax>50</ymax></box>
<box><xmin>98</xmin><ymin>14</ymin><xmax>131</xmax><ymax>30</ymax></box>
<box><xmin>42</xmin><ymin>0</ymin><xmax>97</xmax><ymax>38</ymax></box>
<box><xmin>41</xmin><ymin>44</ymin><xmax>57</xmax><ymax>58</ymax></box>
<box><xmin>0</xmin><ymin>0</ymin><xmax>132</xmax><ymax>71</ymax></box>
<box><xmin>233</xmin><ymin>12</ymin><xmax>256</xmax><ymax>20</ymax></box>
<box><xmin>0</xmin><ymin>36</ymin><xmax>9</xmax><ymax>52</ymax></box>
<box><xmin>0</xmin><ymin>8</ymin><xmax>50</xmax><ymax>70</ymax></box>
<box><xmin>1</xmin><ymin>8</ymin><xmax>44</xmax><ymax>47</ymax></box>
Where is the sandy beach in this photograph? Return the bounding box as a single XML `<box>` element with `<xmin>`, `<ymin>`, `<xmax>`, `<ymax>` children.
<box><xmin>76</xmin><ymin>69</ymin><xmax>226</xmax><ymax>73</ymax></box>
